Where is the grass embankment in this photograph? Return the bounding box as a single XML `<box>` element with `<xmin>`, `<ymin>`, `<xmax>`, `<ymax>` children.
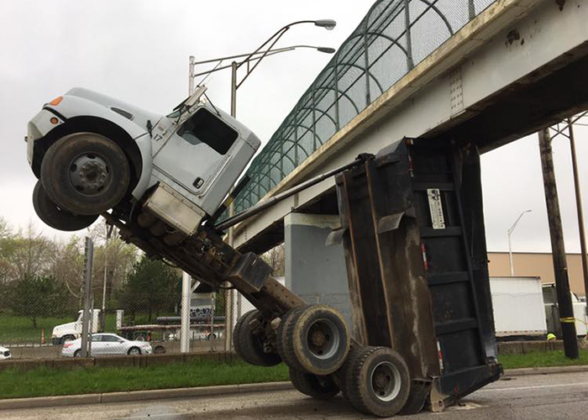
<box><xmin>0</xmin><ymin>351</ymin><xmax>587</xmax><ymax>400</ymax></box>
<box><xmin>0</xmin><ymin>360</ymin><xmax>289</xmax><ymax>400</ymax></box>
<box><xmin>499</xmin><ymin>349</ymin><xmax>588</xmax><ymax>370</ymax></box>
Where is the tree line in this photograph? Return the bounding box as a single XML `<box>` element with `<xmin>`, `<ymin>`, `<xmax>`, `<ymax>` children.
<box><xmin>0</xmin><ymin>217</ymin><xmax>181</xmax><ymax>328</ymax></box>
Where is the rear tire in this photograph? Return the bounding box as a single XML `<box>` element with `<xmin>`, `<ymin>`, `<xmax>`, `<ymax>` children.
<box><xmin>282</xmin><ymin>304</ymin><xmax>350</xmax><ymax>376</ymax></box>
<box><xmin>289</xmin><ymin>368</ymin><xmax>340</xmax><ymax>400</ymax></box>
<box><xmin>33</xmin><ymin>181</ymin><xmax>98</xmax><ymax>231</ymax></box>
<box><xmin>74</xmin><ymin>350</ymin><xmax>81</xmax><ymax>358</ymax></box>
<box><xmin>343</xmin><ymin>346</ymin><xmax>410</xmax><ymax>417</ymax></box>
<box><xmin>41</xmin><ymin>132</ymin><xmax>130</xmax><ymax>215</ymax></box>
<box><xmin>233</xmin><ymin>310</ymin><xmax>281</xmax><ymax>367</ymax></box>
<box><xmin>276</xmin><ymin>305</ymin><xmax>306</xmax><ymax>362</ymax></box>
<box><xmin>399</xmin><ymin>381</ymin><xmax>430</xmax><ymax>415</ymax></box>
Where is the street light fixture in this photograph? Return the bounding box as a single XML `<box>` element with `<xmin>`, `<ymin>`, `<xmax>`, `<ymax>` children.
<box><xmin>508</xmin><ymin>209</ymin><xmax>532</xmax><ymax>276</ymax></box>
<box><xmin>190</xmin><ymin>45</ymin><xmax>336</xmax><ymax>82</ymax></box>
<box><xmin>188</xmin><ymin>19</ymin><xmax>337</xmax><ymax>116</ymax></box>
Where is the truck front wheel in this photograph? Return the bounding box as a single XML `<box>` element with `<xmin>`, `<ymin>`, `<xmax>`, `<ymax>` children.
<box><xmin>33</xmin><ymin>181</ymin><xmax>98</xmax><ymax>231</ymax></box>
<box><xmin>41</xmin><ymin>132</ymin><xmax>130</xmax><ymax>215</ymax></box>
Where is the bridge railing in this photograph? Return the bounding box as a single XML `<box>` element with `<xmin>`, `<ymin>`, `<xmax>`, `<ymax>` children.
<box><xmin>235</xmin><ymin>0</ymin><xmax>499</xmax><ymax>213</ymax></box>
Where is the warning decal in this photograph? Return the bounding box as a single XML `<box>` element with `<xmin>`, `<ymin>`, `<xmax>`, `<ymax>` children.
<box><xmin>427</xmin><ymin>188</ymin><xmax>446</xmax><ymax>230</ymax></box>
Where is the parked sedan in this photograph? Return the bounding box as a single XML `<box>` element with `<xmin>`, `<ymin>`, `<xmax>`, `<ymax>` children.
<box><xmin>61</xmin><ymin>333</ymin><xmax>152</xmax><ymax>357</ymax></box>
<box><xmin>0</xmin><ymin>346</ymin><xmax>11</xmax><ymax>360</ymax></box>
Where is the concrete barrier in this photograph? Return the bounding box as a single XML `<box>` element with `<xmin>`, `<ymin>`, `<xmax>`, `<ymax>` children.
<box><xmin>0</xmin><ymin>340</ymin><xmax>582</xmax><ymax>372</ymax></box>
<box><xmin>0</xmin><ymin>351</ymin><xmax>236</xmax><ymax>372</ymax></box>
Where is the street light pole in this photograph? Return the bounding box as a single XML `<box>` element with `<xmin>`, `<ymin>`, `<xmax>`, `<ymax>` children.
<box><xmin>230</xmin><ymin>61</ymin><xmax>238</xmax><ymax>118</ymax></box>
<box><xmin>189</xmin><ymin>56</ymin><xmax>195</xmax><ymax>95</ymax></box>
<box><xmin>507</xmin><ymin>210</ymin><xmax>532</xmax><ymax>276</ymax></box>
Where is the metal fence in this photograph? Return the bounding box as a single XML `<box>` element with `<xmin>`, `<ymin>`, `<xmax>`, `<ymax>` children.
<box><xmin>0</xmin><ymin>286</ymin><xmax>227</xmax><ymax>360</ymax></box>
<box><xmin>234</xmin><ymin>0</ymin><xmax>498</xmax><ymax>212</ymax></box>
<box><xmin>0</xmin><ymin>235</ymin><xmax>227</xmax><ymax>360</ymax></box>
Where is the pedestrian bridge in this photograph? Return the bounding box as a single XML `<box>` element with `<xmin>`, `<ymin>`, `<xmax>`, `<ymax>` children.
<box><xmin>233</xmin><ymin>0</ymin><xmax>588</xmax><ymax>253</ymax></box>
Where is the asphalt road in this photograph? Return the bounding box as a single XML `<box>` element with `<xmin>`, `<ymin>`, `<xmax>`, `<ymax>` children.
<box><xmin>0</xmin><ymin>371</ymin><xmax>587</xmax><ymax>420</ymax></box>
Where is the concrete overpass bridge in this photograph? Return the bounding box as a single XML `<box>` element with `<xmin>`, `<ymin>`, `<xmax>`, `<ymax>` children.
<box><xmin>229</xmin><ymin>0</ymin><xmax>588</xmax><ymax>313</ymax></box>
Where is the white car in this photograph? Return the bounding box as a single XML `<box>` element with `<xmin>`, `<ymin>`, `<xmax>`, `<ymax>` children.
<box><xmin>61</xmin><ymin>333</ymin><xmax>152</xmax><ymax>357</ymax></box>
<box><xmin>26</xmin><ymin>87</ymin><xmax>260</xmax><ymax>235</ymax></box>
<box><xmin>0</xmin><ymin>346</ymin><xmax>12</xmax><ymax>360</ymax></box>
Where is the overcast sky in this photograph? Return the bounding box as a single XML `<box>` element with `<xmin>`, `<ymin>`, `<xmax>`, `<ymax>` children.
<box><xmin>1</xmin><ymin>0</ymin><xmax>588</xmax><ymax>255</ymax></box>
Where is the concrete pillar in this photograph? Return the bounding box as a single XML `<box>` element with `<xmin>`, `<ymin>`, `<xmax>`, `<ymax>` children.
<box><xmin>285</xmin><ymin>213</ymin><xmax>351</xmax><ymax>323</ymax></box>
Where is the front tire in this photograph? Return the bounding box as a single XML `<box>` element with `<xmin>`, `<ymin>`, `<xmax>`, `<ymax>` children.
<box><xmin>128</xmin><ymin>347</ymin><xmax>141</xmax><ymax>356</ymax></box>
<box><xmin>41</xmin><ymin>132</ymin><xmax>130</xmax><ymax>215</ymax></box>
<box><xmin>61</xmin><ymin>335</ymin><xmax>76</xmax><ymax>344</ymax></box>
<box><xmin>33</xmin><ymin>181</ymin><xmax>98</xmax><ymax>231</ymax></box>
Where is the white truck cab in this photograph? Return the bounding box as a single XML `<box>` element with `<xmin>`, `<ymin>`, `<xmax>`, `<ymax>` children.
<box><xmin>52</xmin><ymin>309</ymin><xmax>100</xmax><ymax>345</ymax></box>
<box><xmin>26</xmin><ymin>86</ymin><xmax>260</xmax><ymax>235</ymax></box>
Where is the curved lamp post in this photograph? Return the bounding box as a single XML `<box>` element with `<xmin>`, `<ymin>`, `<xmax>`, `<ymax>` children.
<box><xmin>188</xmin><ymin>19</ymin><xmax>337</xmax><ymax>117</ymax></box>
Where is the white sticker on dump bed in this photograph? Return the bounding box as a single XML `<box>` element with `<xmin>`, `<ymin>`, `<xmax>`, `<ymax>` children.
<box><xmin>427</xmin><ymin>188</ymin><xmax>445</xmax><ymax>229</ymax></box>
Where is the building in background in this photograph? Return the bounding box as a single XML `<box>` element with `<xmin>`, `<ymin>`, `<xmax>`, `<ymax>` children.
<box><xmin>488</xmin><ymin>252</ymin><xmax>587</xmax><ymax>298</ymax></box>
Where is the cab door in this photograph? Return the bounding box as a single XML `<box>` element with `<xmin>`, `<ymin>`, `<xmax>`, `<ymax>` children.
<box><xmin>153</xmin><ymin>107</ymin><xmax>238</xmax><ymax>198</ymax></box>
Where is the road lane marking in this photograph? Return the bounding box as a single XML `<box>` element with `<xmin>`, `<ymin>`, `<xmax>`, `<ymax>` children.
<box><xmin>480</xmin><ymin>381</ymin><xmax>588</xmax><ymax>393</ymax></box>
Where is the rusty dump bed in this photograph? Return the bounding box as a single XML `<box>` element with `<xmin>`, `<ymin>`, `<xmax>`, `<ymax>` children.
<box><xmin>335</xmin><ymin>138</ymin><xmax>502</xmax><ymax>411</ymax></box>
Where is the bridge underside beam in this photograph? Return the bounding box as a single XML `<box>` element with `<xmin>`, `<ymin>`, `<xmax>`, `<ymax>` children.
<box><xmin>448</xmin><ymin>45</ymin><xmax>588</xmax><ymax>151</ymax></box>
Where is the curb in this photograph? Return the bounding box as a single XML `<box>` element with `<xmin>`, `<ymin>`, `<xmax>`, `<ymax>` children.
<box><xmin>504</xmin><ymin>365</ymin><xmax>588</xmax><ymax>377</ymax></box>
<box><xmin>2</xmin><ymin>366</ymin><xmax>587</xmax><ymax>410</ymax></box>
<box><xmin>0</xmin><ymin>381</ymin><xmax>294</xmax><ymax>410</ymax></box>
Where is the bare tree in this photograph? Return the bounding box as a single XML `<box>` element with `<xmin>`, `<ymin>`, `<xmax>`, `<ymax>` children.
<box><xmin>10</xmin><ymin>222</ymin><xmax>56</xmax><ymax>280</ymax></box>
<box><xmin>262</xmin><ymin>244</ymin><xmax>285</xmax><ymax>277</ymax></box>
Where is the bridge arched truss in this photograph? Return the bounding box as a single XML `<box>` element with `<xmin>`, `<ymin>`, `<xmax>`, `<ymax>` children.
<box><xmin>235</xmin><ymin>0</ymin><xmax>498</xmax><ymax>212</ymax></box>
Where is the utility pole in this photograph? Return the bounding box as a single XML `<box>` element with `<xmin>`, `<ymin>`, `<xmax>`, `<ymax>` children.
<box><xmin>81</xmin><ymin>237</ymin><xmax>94</xmax><ymax>358</ymax></box>
<box><xmin>567</xmin><ymin>118</ymin><xmax>588</xmax><ymax>310</ymax></box>
<box><xmin>101</xmin><ymin>225</ymin><xmax>113</xmax><ymax>332</ymax></box>
<box><xmin>538</xmin><ymin>128</ymin><xmax>578</xmax><ymax>359</ymax></box>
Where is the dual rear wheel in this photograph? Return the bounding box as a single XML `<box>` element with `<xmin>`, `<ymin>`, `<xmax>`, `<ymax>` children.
<box><xmin>234</xmin><ymin>306</ymin><xmax>416</xmax><ymax>417</ymax></box>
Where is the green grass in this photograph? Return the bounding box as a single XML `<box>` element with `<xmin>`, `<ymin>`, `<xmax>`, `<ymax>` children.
<box><xmin>500</xmin><ymin>350</ymin><xmax>588</xmax><ymax>370</ymax></box>
<box><xmin>0</xmin><ymin>315</ymin><xmax>72</xmax><ymax>344</ymax></box>
<box><xmin>0</xmin><ymin>361</ymin><xmax>289</xmax><ymax>400</ymax></box>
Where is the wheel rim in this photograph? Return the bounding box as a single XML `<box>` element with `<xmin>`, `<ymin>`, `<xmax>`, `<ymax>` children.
<box><xmin>306</xmin><ymin>318</ymin><xmax>340</xmax><ymax>360</ymax></box>
<box><xmin>69</xmin><ymin>153</ymin><xmax>110</xmax><ymax>195</ymax></box>
<box><xmin>370</xmin><ymin>361</ymin><xmax>402</xmax><ymax>402</ymax></box>
<box><xmin>129</xmin><ymin>348</ymin><xmax>140</xmax><ymax>355</ymax></box>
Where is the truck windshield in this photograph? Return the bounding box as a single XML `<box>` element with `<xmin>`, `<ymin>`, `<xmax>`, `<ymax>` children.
<box><xmin>177</xmin><ymin>108</ymin><xmax>238</xmax><ymax>155</ymax></box>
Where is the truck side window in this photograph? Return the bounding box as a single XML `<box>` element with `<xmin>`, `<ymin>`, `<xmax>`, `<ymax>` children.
<box><xmin>177</xmin><ymin>108</ymin><xmax>238</xmax><ymax>155</ymax></box>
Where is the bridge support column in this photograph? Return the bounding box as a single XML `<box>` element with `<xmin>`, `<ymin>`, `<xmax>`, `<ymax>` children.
<box><xmin>284</xmin><ymin>213</ymin><xmax>351</xmax><ymax>323</ymax></box>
